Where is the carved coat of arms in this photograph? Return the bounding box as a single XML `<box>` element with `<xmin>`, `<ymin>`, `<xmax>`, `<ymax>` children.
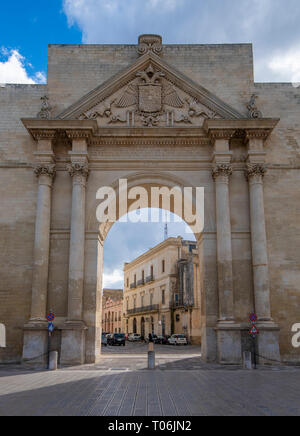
<box><xmin>79</xmin><ymin>62</ymin><xmax>220</xmax><ymax>127</ymax></box>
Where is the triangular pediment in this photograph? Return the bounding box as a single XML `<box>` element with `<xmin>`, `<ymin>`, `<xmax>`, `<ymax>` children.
<box><xmin>57</xmin><ymin>52</ymin><xmax>244</xmax><ymax>127</ymax></box>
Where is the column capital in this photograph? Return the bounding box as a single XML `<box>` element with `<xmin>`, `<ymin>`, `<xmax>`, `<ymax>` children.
<box><xmin>34</xmin><ymin>163</ymin><xmax>56</xmax><ymax>186</ymax></box>
<box><xmin>245</xmin><ymin>163</ymin><xmax>266</xmax><ymax>184</ymax></box>
<box><xmin>212</xmin><ymin>164</ymin><xmax>233</xmax><ymax>183</ymax></box>
<box><xmin>67</xmin><ymin>162</ymin><xmax>89</xmax><ymax>186</ymax></box>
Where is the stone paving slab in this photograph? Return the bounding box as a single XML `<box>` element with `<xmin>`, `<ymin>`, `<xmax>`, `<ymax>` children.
<box><xmin>0</xmin><ymin>365</ymin><xmax>300</xmax><ymax>416</ymax></box>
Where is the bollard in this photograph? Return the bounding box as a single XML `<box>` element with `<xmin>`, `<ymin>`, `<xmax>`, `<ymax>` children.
<box><xmin>243</xmin><ymin>351</ymin><xmax>252</xmax><ymax>370</ymax></box>
<box><xmin>148</xmin><ymin>351</ymin><xmax>155</xmax><ymax>369</ymax></box>
<box><xmin>49</xmin><ymin>351</ymin><xmax>58</xmax><ymax>371</ymax></box>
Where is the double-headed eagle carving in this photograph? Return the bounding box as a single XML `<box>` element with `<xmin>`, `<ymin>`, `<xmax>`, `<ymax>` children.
<box><xmin>115</xmin><ymin>64</ymin><xmax>184</xmax><ymax>113</ymax></box>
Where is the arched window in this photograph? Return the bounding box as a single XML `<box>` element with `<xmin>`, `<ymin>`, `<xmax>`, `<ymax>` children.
<box><xmin>0</xmin><ymin>323</ymin><xmax>6</xmax><ymax>348</ymax></box>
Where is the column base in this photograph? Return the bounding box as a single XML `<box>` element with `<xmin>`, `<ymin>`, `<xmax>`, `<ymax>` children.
<box><xmin>256</xmin><ymin>322</ymin><xmax>281</xmax><ymax>365</ymax></box>
<box><xmin>215</xmin><ymin>322</ymin><xmax>242</xmax><ymax>364</ymax></box>
<box><xmin>60</xmin><ymin>321</ymin><xmax>87</xmax><ymax>366</ymax></box>
<box><xmin>22</xmin><ymin>322</ymin><xmax>48</xmax><ymax>366</ymax></box>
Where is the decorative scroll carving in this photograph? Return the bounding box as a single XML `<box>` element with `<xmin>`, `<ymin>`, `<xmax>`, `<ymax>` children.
<box><xmin>34</xmin><ymin>164</ymin><xmax>56</xmax><ymax>179</ymax></box>
<box><xmin>247</xmin><ymin>94</ymin><xmax>262</xmax><ymax>119</ymax></box>
<box><xmin>79</xmin><ymin>62</ymin><xmax>223</xmax><ymax>127</ymax></box>
<box><xmin>245</xmin><ymin>163</ymin><xmax>266</xmax><ymax>181</ymax></box>
<box><xmin>37</xmin><ymin>96</ymin><xmax>52</xmax><ymax>120</ymax></box>
<box><xmin>137</xmin><ymin>34</ymin><xmax>163</xmax><ymax>56</ymax></box>
<box><xmin>212</xmin><ymin>164</ymin><xmax>233</xmax><ymax>181</ymax></box>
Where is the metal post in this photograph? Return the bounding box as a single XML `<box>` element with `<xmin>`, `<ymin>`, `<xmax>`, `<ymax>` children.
<box><xmin>252</xmin><ymin>336</ymin><xmax>257</xmax><ymax>369</ymax></box>
<box><xmin>47</xmin><ymin>331</ymin><xmax>51</xmax><ymax>369</ymax></box>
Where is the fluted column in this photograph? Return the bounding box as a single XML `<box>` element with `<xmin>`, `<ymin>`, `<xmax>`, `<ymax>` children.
<box><xmin>212</xmin><ymin>164</ymin><xmax>235</xmax><ymax>321</ymax></box>
<box><xmin>30</xmin><ymin>163</ymin><xmax>56</xmax><ymax>322</ymax></box>
<box><xmin>66</xmin><ymin>161</ymin><xmax>89</xmax><ymax>322</ymax></box>
<box><xmin>245</xmin><ymin>162</ymin><xmax>272</xmax><ymax>321</ymax></box>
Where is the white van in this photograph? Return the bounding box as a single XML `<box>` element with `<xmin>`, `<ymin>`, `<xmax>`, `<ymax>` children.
<box><xmin>168</xmin><ymin>334</ymin><xmax>188</xmax><ymax>345</ymax></box>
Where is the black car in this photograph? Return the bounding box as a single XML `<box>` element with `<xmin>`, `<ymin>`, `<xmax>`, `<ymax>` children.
<box><xmin>107</xmin><ymin>333</ymin><xmax>126</xmax><ymax>346</ymax></box>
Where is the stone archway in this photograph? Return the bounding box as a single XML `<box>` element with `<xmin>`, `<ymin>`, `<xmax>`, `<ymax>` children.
<box><xmin>20</xmin><ymin>120</ymin><xmax>281</xmax><ymax>366</ymax></box>
<box><xmin>19</xmin><ymin>37</ymin><xmax>281</xmax><ymax>367</ymax></box>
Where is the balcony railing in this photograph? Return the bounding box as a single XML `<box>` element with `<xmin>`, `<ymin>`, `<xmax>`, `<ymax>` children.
<box><xmin>146</xmin><ymin>275</ymin><xmax>154</xmax><ymax>283</ymax></box>
<box><xmin>137</xmin><ymin>279</ymin><xmax>145</xmax><ymax>286</ymax></box>
<box><xmin>126</xmin><ymin>304</ymin><xmax>159</xmax><ymax>315</ymax></box>
<box><xmin>130</xmin><ymin>283</ymin><xmax>137</xmax><ymax>289</ymax></box>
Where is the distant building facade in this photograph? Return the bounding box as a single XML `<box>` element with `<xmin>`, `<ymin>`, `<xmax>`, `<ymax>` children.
<box><xmin>123</xmin><ymin>237</ymin><xmax>201</xmax><ymax>344</ymax></box>
<box><xmin>102</xmin><ymin>289</ymin><xmax>123</xmax><ymax>333</ymax></box>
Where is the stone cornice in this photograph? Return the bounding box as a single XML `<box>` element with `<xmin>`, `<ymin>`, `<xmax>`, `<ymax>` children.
<box><xmin>21</xmin><ymin>119</ymin><xmax>98</xmax><ymax>141</ymax></box>
<box><xmin>245</xmin><ymin>129</ymin><xmax>271</xmax><ymax>141</ymax></box>
<box><xmin>203</xmin><ymin>118</ymin><xmax>279</xmax><ymax>140</ymax></box>
<box><xmin>65</xmin><ymin>129</ymin><xmax>93</xmax><ymax>141</ymax></box>
<box><xmin>209</xmin><ymin>129</ymin><xmax>236</xmax><ymax>141</ymax></box>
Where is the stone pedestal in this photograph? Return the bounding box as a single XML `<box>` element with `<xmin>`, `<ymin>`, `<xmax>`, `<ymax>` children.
<box><xmin>256</xmin><ymin>322</ymin><xmax>281</xmax><ymax>365</ymax></box>
<box><xmin>22</xmin><ymin>324</ymin><xmax>48</xmax><ymax>365</ymax></box>
<box><xmin>216</xmin><ymin>322</ymin><xmax>242</xmax><ymax>364</ymax></box>
<box><xmin>60</xmin><ymin>322</ymin><xmax>87</xmax><ymax>366</ymax></box>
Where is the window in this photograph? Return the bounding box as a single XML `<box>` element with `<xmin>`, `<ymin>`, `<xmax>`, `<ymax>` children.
<box><xmin>162</xmin><ymin>289</ymin><xmax>165</xmax><ymax>305</ymax></box>
<box><xmin>162</xmin><ymin>260</ymin><xmax>165</xmax><ymax>273</ymax></box>
<box><xmin>142</xmin><ymin>270</ymin><xmax>145</xmax><ymax>283</ymax></box>
<box><xmin>134</xmin><ymin>274</ymin><xmax>137</xmax><ymax>286</ymax></box>
<box><xmin>150</xmin><ymin>293</ymin><xmax>153</xmax><ymax>306</ymax></box>
<box><xmin>134</xmin><ymin>297</ymin><xmax>136</xmax><ymax>309</ymax></box>
<box><xmin>127</xmin><ymin>277</ymin><xmax>129</xmax><ymax>287</ymax></box>
<box><xmin>150</xmin><ymin>265</ymin><xmax>153</xmax><ymax>278</ymax></box>
<box><xmin>115</xmin><ymin>313</ymin><xmax>117</xmax><ymax>321</ymax></box>
<box><xmin>141</xmin><ymin>295</ymin><xmax>144</xmax><ymax>307</ymax></box>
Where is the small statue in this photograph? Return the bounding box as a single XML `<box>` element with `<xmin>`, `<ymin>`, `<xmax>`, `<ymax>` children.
<box><xmin>247</xmin><ymin>94</ymin><xmax>262</xmax><ymax>119</ymax></box>
<box><xmin>37</xmin><ymin>96</ymin><xmax>52</xmax><ymax>120</ymax></box>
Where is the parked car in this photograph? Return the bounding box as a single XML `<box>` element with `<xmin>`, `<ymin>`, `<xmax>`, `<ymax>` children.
<box><xmin>101</xmin><ymin>332</ymin><xmax>108</xmax><ymax>346</ymax></box>
<box><xmin>107</xmin><ymin>333</ymin><xmax>126</xmax><ymax>346</ymax></box>
<box><xmin>168</xmin><ymin>334</ymin><xmax>188</xmax><ymax>345</ymax></box>
<box><xmin>128</xmin><ymin>333</ymin><xmax>142</xmax><ymax>342</ymax></box>
<box><xmin>155</xmin><ymin>335</ymin><xmax>169</xmax><ymax>345</ymax></box>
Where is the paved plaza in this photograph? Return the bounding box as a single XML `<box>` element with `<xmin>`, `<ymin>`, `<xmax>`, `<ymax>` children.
<box><xmin>0</xmin><ymin>345</ymin><xmax>300</xmax><ymax>416</ymax></box>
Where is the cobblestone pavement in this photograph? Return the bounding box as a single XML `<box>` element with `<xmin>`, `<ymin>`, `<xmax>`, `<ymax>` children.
<box><xmin>1</xmin><ymin>353</ymin><xmax>300</xmax><ymax>416</ymax></box>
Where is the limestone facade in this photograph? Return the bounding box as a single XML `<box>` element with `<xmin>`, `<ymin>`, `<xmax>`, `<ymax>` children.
<box><xmin>102</xmin><ymin>297</ymin><xmax>123</xmax><ymax>334</ymax></box>
<box><xmin>0</xmin><ymin>35</ymin><xmax>299</xmax><ymax>365</ymax></box>
<box><xmin>123</xmin><ymin>237</ymin><xmax>201</xmax><ymax>343</ymax></box>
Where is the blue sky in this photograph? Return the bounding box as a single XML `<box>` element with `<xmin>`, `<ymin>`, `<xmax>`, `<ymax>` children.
<box><xmin>1</xmin><ymin>0</ymin><xmax>300</xmax><ymax>287</ymax></box>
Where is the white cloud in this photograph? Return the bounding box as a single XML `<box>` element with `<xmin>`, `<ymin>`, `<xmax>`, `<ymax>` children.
<box><xmin>268</xmin><ymin>46</ymin><xmax>300</xmax><ymax>86</ymax></box>
<box><xmin>102</xmin><ymin>269</ymin><xmax>124</xmax><ymax>288</ymax></box>
<box><xmin>0</xmin><ymin>48</ymin><xmax>46</xmax><ymax>85</ymax></box>
<box><xmin>63</xmin><ymin>0</ymin><xmax>300</xmax><ymax>83</ymax></box>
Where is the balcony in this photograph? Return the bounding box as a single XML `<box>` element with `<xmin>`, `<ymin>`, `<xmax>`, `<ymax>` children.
<box><xmin>126</xmin><ymin>304</ymin><xmax>159</xmax><ymax>315</ymax></box>
<box><xmin>130</xmin><ymin>283</ymin><xmax>137</xmax><ymax>289</ymax></box>
<box><xmin>137</xmin><ymin>279</ymin><xmax>145</xmax><ymax>287</ymax></box>
<box><xmin>146</xmin><ymin>275</ymin><xmax>154</xmax><ymax>283</ymax></box>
